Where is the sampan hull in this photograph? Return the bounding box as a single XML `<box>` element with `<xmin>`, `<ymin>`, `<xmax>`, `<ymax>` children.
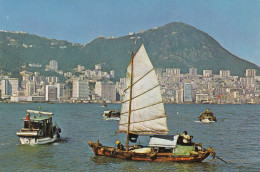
<box><xmin>88</xmin><ymin>142</ymin><xmax>210</xmax><ymax>163</ymax></box>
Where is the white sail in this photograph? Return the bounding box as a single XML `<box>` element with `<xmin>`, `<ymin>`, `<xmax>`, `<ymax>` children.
<box><xmin>119</xmin><ymin>44</ymin><xmax>169</xmax><ymax>134</ymax></box>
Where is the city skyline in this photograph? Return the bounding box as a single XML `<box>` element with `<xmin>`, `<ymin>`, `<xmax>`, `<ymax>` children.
<box><xmin>0</xmin><ymin>60</ymin><xmax>259</xmax><ymax>104</ymax></box>
<box><xmin>0</xmin><ymin>0</ymin><xmax>259</xmax><ymax>66</ymax></box>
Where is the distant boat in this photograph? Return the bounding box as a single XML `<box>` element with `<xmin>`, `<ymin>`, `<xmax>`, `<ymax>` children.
<box><xmin>102</xmin><ymin>109</ymin><xmax>120</xmax><ymax>121</ymax></box>
<box><xmin>88</xmin><ymin>44</ymin><xmax>214</xmax><ymax>162</ymax></box>
<box><xmin>16</xmin><ymin>110</ymin><xmax>61</xmax><ymax>145</ymax></box>
<box><xmin>198</xmin><ymin>108</ymin><xmax>217</xmax><ymax>123</ymax></box>
<box><xmin>102</xmin><ymin>103</ymin><xmax>107</xmax><ymax>107</ymax></box>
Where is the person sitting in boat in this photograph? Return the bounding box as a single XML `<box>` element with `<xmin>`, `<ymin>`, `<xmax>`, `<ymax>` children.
<box><xmin>26</xmin><ymin>113</ymin><xmax>30</xmax><ymax>120</ymax></box>
<box><xmin>181</xmin><ymin>131</ymin><xmax>191</xmax><ymax>144</ymax></box>
<box><xmin>116</xmin><ymin>140</ymin><xmax>125</xmax><ymax>150</ymax></box>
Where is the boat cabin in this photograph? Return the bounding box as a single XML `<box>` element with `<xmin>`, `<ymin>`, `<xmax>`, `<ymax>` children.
<box><xmin>103</xmin><ymin>110</ymin><xmax>120</xmax><ymax>118</ymax></box>
<box><xmin>130</xmin><ymin>135</ymin><xmax>196</xmax><ymax>156</ymax></box>
<box><xmin>18</xmin><ymin>110</ymin><xmax>55</xmax><ymax>138</ymax></box>
<box><xmin>149</xmin><ymin>135</ymin><xmax>179</xmax><ymax>153</ymax></box>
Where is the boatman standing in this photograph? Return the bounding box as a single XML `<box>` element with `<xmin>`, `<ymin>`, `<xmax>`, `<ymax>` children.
<box><xmin>26</xmin><ymin>113</ymin><xmax>30</xmax><ymax>120</ymax></box>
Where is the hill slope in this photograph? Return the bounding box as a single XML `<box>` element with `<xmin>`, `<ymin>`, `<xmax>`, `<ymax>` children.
<box><xmin>0</xmin><ymin>22</ymin><xmax>259</xmax><ymax>79</ymax></box>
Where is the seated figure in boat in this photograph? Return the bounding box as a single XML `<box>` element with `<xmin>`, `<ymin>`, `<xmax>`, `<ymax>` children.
<box><xmin>116</xmin><ymin>140</ymin><xmax>125</xmax><ymax>150</ymax></box>
<box><xmin>178</xmin><ymin>131</ymin><xmax>191</xmax><ymax>145</ymax></box>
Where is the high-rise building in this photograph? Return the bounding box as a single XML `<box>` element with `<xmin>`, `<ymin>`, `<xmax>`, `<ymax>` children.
<box><xmin>26</xmin><ymin>81</ymin><xmax>36</xmax><ymax>96</ymax></box>
<box><xmin>196</xmin><ymin>93</ymin><xmax>209</xmax><ymax>103</ymax></box>
<box><xmin>110</xmin><ymin>70</ymin><xmax>115</xmax><ymax>79</ymax></box>
<box><xmin>165</xmin><ymin>68</ymin><xmax>180</xmax><ymax>75</ymax></box>
<box><xmin>63</xmin><ymin>87</ymin><xmax>72</xmax><ymax>100</ymax></box>
<box><xmin>240</xmin><ymin>77</ymin><xmax>255</xmax><ymax>87</ymax></box>
<box><xmin>95</xmin><ymin>64</ymin><xmax>102</xmax><ymax>71</ymax></box>
<box><xmin>245</xmin><ymin>69</ymin><xmax>257</xmax><ymax>77</ymax></box>
<box><xmin>46</xmin><ymin>76</ymin><xmax>58</xmax><ymax>84</ymax></box>
<box><xmin>203</xmin><ymin>70</ymin><xmax>212</xmax><ymax>77</ymax></box>
<box><xmin>184</xmin><ymin>83</ymin><xmax>192</xmax><ymax>102</ymax></box>
<box><xmin>49</xmin><ymin>60</ymin><xmax>58</xmax><ymax>71</ymax></box>
<box><xmin>95</xmin><ymin>81</ymin><xmax>116</xmax><ymax>102</ymax></box>
<box><xmin>175</xmin><ymin>89</ymin><xmax>183</xmax><ymax>103</ymax></box>
<box><xmin>72</xmin><ymin>79</ymin><xmax>89</xmax><ymax>99</ymax></box>
<box><xmin>45</xmin><ymin>85</ymin><xmax>60</xmax><ymax>101</ymax></box>
<box><xmin>1</xmin><ymin>78</ymin><xmax>19</xmax><ymax>99</ymax></box>
<box><xmin>220</xmin><ymin>70</ymin><xmax>231</xmax><ymax>77</ymax></box>
<box><xmin>189</xmin><ymin>68</ymin><xmax>197</xmax><ymax>77</ymax></box>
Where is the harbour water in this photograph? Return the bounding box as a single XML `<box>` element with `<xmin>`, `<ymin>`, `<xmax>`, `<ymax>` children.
<box><xmin>0</xmin><ymin>103</ymin><xmax>259</xmax><ymax>171</ymax></box>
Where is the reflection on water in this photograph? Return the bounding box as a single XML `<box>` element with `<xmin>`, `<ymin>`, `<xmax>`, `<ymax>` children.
<box><xmin>0</xmin><ymin>103</ymin><xmax>259</xmax><ymax>171</ymax></box>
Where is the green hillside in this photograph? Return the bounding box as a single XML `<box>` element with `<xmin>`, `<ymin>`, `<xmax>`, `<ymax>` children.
<box><xmin>0</xmin><ymin>22</ymin><xmax>259</xmax><ymax>79</ymax></box>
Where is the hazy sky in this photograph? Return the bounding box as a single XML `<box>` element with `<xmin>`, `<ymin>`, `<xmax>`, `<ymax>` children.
<box><xmin>0</xmin><ymin>0</ymin><xmax>259</xmax><ymax>66</ymax></box>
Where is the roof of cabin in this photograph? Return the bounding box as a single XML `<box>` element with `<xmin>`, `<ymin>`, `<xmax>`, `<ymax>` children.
<box><xmin>27</xmin><ymin>110</ymin><xmax>54</xmax><ymax>115</ymax></box>
<box><xmin>22</xmin><ymin>115</ymin><xmax>51</xmax><ymax>122</ymax></box>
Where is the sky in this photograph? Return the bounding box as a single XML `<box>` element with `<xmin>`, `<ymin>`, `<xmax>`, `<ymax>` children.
<box><xmin>0</xmin><ymin>0</ymin><xmax>259</xmax><ymax>66</ymax></box>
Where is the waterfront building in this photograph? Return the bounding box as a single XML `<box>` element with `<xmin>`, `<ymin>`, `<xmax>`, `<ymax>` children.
<box><xmin>45</xmin><ymin>85</ymin><xmax>60</xmax><ymax>101</ymax></box>
<box><xmin>196</xmin><ymin>93</ymin><xmax>209</xmax><ymax>103</ymax></box>
<box><xmin>175</xmin><ymin>89</ymin><xmax>183</xmax><ymax>103</ymax></box>
<box><xmin>230</xmin><ymin>91</ymin><xmax>239</xmax><ymax>99</ymax></box>
<box><xmin>1</xmin><ymin>78</ymin><xmax>19</xmax><ymax>99</ymax></box>
<box><xmin>95</xmin><ymin>81</ymin><xmax>116</xmax><ymax>102</ymax></box>
<box><xmin>183</xmin><ymin>83</ymin><xmax>193</xmax><ymax>102</ymax></box>
<box><xmin>72</xmin><ymin>79</ymin><xmax>89</xmax><ymax>99</ymax></box>
<box><xmin>62</xmin><ymin>87</ymin><xmax>72</xmax><ymax>100</ymax></box>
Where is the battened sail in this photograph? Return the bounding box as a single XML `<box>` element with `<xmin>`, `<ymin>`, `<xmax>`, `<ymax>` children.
<box><xmin>119</xmin><ymin>44</ymin><xmax>169</xmax><ymax>135</ymax></box>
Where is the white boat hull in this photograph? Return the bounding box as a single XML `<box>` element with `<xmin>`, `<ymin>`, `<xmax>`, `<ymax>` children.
<box><xmin>103</xmin><ymin>116</ymin><xmax>120</xmax><ymax>121</ymax></box>
<box><xmin>200</xmin><ymin>118</ymin><xmax>215</xmax><ymax>123</ymax></box>
<box><xmin>19</xmin><ymin>133</ymin><xmax>58</xmax><ymax>145</ymax></box>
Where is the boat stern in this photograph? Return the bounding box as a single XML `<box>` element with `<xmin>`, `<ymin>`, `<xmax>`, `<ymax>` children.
<box><xmin>19</xmin><ymin>137</ymin><xmax>37</xmax><ymax>145</ymax></box>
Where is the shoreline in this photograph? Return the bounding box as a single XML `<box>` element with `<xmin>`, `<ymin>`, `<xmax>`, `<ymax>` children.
<box><xmin>0</xmin><ymin>101</ymin><xmax>259</xmax><ymax>105</ymax></box>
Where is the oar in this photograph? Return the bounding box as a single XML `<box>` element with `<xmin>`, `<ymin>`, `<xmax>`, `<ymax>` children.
<box><xmin>215</xmin><ymin>155</ymin><xmax>228</xmax><ymax>163</ymax></box>
<box><xmin>207</xmin><ymin>146</ymin><xmax>228</xmax><ymax>164</ymax></box>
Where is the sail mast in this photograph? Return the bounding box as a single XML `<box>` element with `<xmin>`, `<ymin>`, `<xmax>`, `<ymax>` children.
<box><xmin>126</xmin><ymin>51</ymin><xmax>134</xmax><ymax>151</ymax></box>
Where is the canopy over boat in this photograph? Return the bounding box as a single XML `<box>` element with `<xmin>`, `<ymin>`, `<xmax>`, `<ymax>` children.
<box><xmin>27</xmin><ymin>110</ymin><xmax>54</xmax><ymax>116</ymax></box>
<box><xmin>149</xmin><ymin>135</ymin><xmax>179</xmax><ymax>148</ymax></box>
<box><xmin>119</xmin><ymin>44</ymin><xmax>169</xmax><ymax>135</ymax></box>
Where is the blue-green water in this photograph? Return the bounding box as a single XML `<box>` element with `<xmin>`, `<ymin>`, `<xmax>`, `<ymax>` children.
<box><xmin>0</xmin><ymin>103</ymin><xmax>259</xmax><ymax>171</ymax></box>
